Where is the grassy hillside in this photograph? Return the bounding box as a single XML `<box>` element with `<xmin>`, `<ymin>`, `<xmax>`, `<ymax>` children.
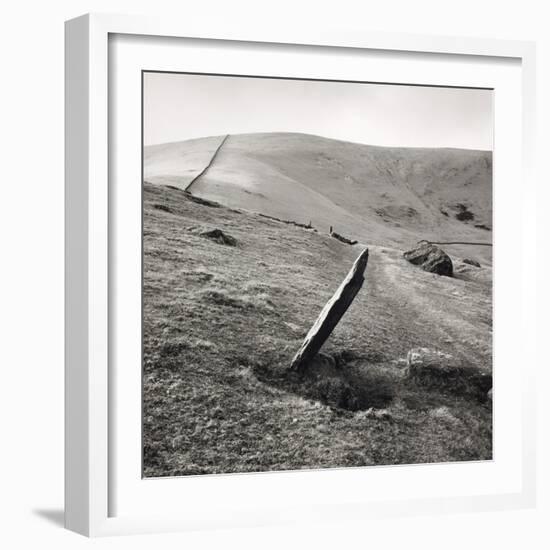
<box><xmin>143</xmin><ymin>183</ymin><xmax>492</xmax><ymax>477</ymax></box>
<box><xmin>144</xmin><ymin>133</ymin><xmax>493</xmax><ymax>264</ymax></box>
<box><xmin>144</xmin><ymin>135</ymin><xmax>226</xmax><ymax>188</ymax></box>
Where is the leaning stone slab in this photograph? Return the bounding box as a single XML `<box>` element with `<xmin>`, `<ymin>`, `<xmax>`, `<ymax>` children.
<box><xmin>290</xmin><ymin>248</ymin><xmax>369</xmax><ymax>372</ymax></box>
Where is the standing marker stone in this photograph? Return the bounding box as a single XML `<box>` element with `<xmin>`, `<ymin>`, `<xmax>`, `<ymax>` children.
<box><xmin>290</xmin><ymin>248</ymin><xmax>369</xmax><ymax>371</ymax></box>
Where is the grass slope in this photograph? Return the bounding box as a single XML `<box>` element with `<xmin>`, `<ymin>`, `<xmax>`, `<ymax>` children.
<box><xmin>143</xmin><ymin>183</ymin><xmax>492</xmax><ymax>477</ymax></box>
<box><xmin>144</xmin><ymin>133</ymin><xmax>493</xmax><ymax>264</ymax></box>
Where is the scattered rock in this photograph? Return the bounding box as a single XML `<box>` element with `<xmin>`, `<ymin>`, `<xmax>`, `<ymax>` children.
<box><xmin>199</xmin><ymin>228</ymin><xmax>238</xmax><ymax>246</ymax></box>
<box><xmin>403</xmin><ymin>241</ymin><xmax>453</xmax><ymax>276</ymax></box>
<box><xmin>153</xmin><ymin>203</ymin><xmax>174</xmax><ymax>214</ymax></box>
<box><xmin>462</xmin><ymin>258</ymin><xmax>481</xmax><ymax>268</ymax></box>
<box><xmin>330</xmin><ymin>231</ymin><xmax>358</xmax><ymax>245</ymax></box>
<box><xmin>406</xmin><ymin>347</ymin><xmax>492</xmax><ymax>398</ymax></box>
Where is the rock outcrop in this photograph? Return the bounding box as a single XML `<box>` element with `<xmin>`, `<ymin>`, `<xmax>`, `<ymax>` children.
<box><xmin>199</xmin><ymin>228</ymin><xmax>238</xmax><ymax>246</ymax></box>
<box><xmin>403</xmin><ymin>241</ymin><xmax>453</xmax><ymax>276</ymax></box>
<box><xmin>406</xmin><ymin>347</ymin><xmax>492</xmax><ymax>399</ymax></box>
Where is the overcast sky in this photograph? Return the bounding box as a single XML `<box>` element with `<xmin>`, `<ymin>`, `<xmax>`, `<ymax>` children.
<box><xmin>144</xmin><ymin>72</ymin><xmax>493</xmax><ymax>150</ymax></box>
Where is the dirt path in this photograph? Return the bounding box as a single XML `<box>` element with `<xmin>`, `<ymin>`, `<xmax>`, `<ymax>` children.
<box><xmin>185</xmin><ymin>134</ymin><xmax>230</xmax><ymax>193</ymax></box>
<box><xmin>363</xmin><ymin>246</ymin><xmax>492</xmax><ymax>370</ymax></box>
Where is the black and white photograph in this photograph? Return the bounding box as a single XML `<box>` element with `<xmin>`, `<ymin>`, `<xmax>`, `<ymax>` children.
<box><xmin>142</xmin><ymin>71</ymin><xmax>493</xmax><ymax>478</ymax></box>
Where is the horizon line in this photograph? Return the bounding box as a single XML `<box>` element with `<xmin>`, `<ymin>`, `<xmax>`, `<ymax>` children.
<box><xmin>144</xmin><ymin>131</ymin><xmax>493</xmax><ymax>153</ymax></box>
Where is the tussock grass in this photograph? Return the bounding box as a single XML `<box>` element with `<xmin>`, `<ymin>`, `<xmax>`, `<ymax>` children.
<box><xmin>197</xmin><ymin>287</ymin><xmax>276</xmax><ymax>311</ymax></box>
<box><xmin>143</xmin><ymin>183</ymin><xmax>492</xmax><ymax>477</ymax></box>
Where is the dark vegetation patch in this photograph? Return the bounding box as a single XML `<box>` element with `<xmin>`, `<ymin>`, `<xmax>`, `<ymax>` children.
<box><xmin>254</xmin><ymin>352</ymin><xmax>395</xmax><ymax>412</ymax></box>
<box><xmin>456</xmin><ymin>210</ymin><xmax>474</xmax><ymax>221</ymax></box>
<box><xmin>153</xmin><ymin>203</ymin><xmax>174</xmax><ymax>214</ymax></box>
<box><xmin>407</xmin><ymin>360</ymin><xmax>492</xmax><ymax>401</ymax></box>
<box><xmin>455</xmin><ymin>203</ymin><xmax>475</xmax><ymax>221</ymax></box>
<box><xmin>475</xmin><ymin>223</ymin><xmax>491</xmax><ymax>231</ymax></box>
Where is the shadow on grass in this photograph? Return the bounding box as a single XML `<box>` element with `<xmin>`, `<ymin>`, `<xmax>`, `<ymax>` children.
<box><xmin>255</xmin><ymin>351</ymin><xmax>396</xmax><ymax>412</ymax></box>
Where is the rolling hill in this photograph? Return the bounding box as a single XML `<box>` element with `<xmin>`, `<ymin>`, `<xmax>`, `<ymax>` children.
<box><xmin>142</xmin><ymin>132</ymin><xmax>493</xmax><ymax>476</ymax></box>
<box><xmin>144</xmin><ymin>132</ymin><xmax>492</xmax><ymax>264</ymax></box>
<box><xmin>143</xmin><ymin>183</ymin><xmax>492</xmax><ymax>477</ymax></box>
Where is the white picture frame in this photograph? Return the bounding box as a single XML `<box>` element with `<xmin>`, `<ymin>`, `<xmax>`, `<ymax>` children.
<box><xmin>65</xmin><ymin>13</ymin><xmax>537</xmax><ymax>537</ymax></box>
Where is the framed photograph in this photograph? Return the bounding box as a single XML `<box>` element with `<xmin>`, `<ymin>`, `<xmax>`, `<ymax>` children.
<box><xmin>65</xmin><ymin>13</ymin><xmax>537</xmax><ymax>536</ymax></box>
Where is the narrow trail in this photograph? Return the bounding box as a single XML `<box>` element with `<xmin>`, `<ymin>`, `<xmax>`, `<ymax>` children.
<box><xmin>185</xmin><ymin>134</ymin><xmax>230</xmax><ymax>193</ymax></box>
<box><xmin>363</xmin><ymin>246</ymin><xmax>492</xmax><ymax>370</ymax></box>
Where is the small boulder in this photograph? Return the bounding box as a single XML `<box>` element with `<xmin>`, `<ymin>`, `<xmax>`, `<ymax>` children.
<box><xmin>330</xmin><ymin>231</ymin><xmax>358</xmax><ymax>245</ymax></box>
<box><xmin>462</xmin><ymin>258</ymin><xmax>481</xmax><ymax>268</ymax></box>
<box><xmin>404</xmin><ymin>241</ymin><xmax>453</xmax><ymax>276</ymax></box>
<box><xmin>199</xmin><ymin>228</ymin><xmax>237</xmax><ymax>246</ymax></box>
<box><xmin>406</xmin><ymin>347</ymin><xmax>492</xmax><ymax>399</ymax></box>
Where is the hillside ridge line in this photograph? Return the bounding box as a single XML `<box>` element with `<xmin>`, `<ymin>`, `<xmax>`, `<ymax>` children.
<box><xmin>185</xmin><ymin>134</ymin><xmax>230</xmax><ymax>193</ymax></box>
